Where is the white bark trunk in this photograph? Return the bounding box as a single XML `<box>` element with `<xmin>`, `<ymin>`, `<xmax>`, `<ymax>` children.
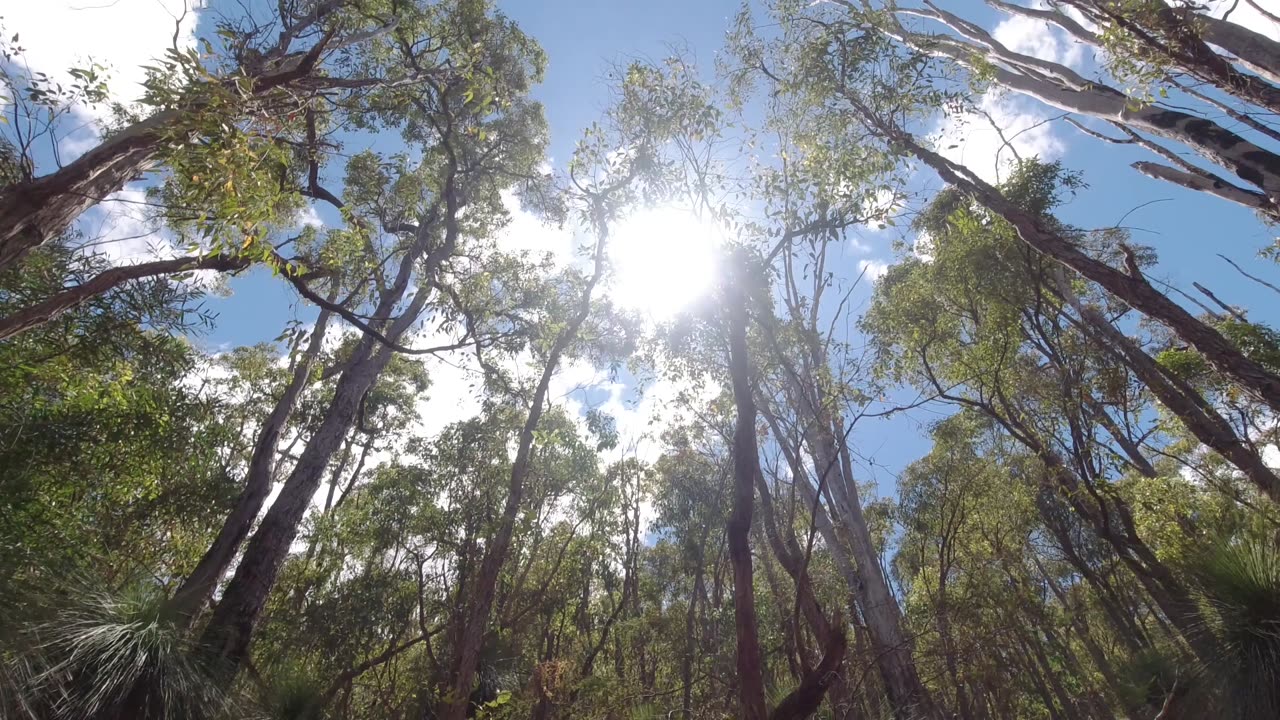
<box><xmin>1198</xmin><ymin>13</ymin><xmax>1280</xmax><ymax>85</ymax></box>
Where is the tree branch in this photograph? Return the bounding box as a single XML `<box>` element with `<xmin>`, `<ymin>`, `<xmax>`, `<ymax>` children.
<box><xmin>0</xmin><ymin>253</ymin><xmax>250</xmax><ymax>341</ymax></box>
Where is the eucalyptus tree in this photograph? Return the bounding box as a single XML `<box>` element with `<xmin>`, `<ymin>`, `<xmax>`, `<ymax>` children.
<box><xmin>434</xmin><ymin>56</ymin><xmax>726</xmax><ymax>720</ymax></box>
<box><xmin>0</xmin><ymin>0</ymin><xmax>530</xmax><ymax>340</ymax></box>
<box><xmin>0</xmin><ymin>0</ymin><xmax>435</xmax><ymax>270</ymax></box>
<box><xmin>838</xmin><ymin>0</ymin><xmax>1280</xmax><ymax>222</ymax></box>
<box><xmin>749</xmin><ymin>230</ymin><xmax>936</xmax><ymax>720</ymax></box>
<box><xmin>648</xmin><ymin>420</ymin><xmax>734</xmax><ymax>719</ymax></box>
<box><xmin>597</xmin><ymin>38</ymin><xmax>938</xmax><ymax>717</ymax></box>
<box><xmin>895</xmin><ymin>413</ymin><xmax>1144</xmax><ymax>720</ymax></box>
<box><xmin>858</xmin><ymin>161</ymin><xmax>1279</xmax><ymax>668</ymax></box>
<box><xmin>733</xmin><ymin>0</ymin><xmax>1280</xmax><ymax>419</ymax></box>
<box><xmin>229</xmin><ymin>401</ymin><xmax>618</xmax><ymax>718</ymax></box>
<box><xmin>712</xmin><ymin>21</ymin><xmax>950</xmax><ymax>712</ymax></box>
<box><xmin>185</xmin><ymin>0</ymin><xmax>551</xmax><ymax>697</ymax></box>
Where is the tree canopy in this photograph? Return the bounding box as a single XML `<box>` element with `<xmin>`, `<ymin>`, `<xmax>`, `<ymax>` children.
<box><xmin>2</xmin><ymin>1</ymin><xmax>1280</xmax><ymax>719</ymax></box>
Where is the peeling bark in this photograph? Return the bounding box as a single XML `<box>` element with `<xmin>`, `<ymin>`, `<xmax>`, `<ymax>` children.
<box><xmin>0</xmin><ymin>111</ymin><xmax>178</xmax><ymax>271</ymax></box>
<box><xmin>1131</xmin><ymin>161</ymin><xmax>1274</xmax><ymax>215</ymax></box>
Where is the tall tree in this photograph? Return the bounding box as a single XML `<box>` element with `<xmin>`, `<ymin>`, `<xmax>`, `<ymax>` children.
<box><xmin>196</xmin><ymin>0</ymin><xmax>550</xmax><ymax>687</ymax></box>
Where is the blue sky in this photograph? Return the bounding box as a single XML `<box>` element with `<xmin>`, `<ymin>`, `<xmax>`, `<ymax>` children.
<box><xmin>9</xmin><ymin>0</ymin><xmax>1280</xmax><ymax>498</ymax></box>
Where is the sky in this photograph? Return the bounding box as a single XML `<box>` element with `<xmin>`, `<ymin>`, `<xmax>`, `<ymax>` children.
<box><xmin>6</xmin><ymin>0</ymin><xmax>1280</xmax><ymax>503</ymax></box>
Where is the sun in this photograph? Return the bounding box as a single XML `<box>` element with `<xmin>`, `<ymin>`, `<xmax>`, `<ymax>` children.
<box><xmin>608</xmin><ymin>206</ymin><xmax>721</xmax><ymax>321</ymax></box>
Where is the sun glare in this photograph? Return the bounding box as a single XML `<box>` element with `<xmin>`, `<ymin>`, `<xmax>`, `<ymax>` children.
<box><xmin>608</xmin><ymin>206</ymin><xmax>721</xmax><ymax>321</ymax></box>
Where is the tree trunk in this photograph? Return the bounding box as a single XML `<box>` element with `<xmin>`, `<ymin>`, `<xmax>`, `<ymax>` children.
<box><xmin>1174</xmin><ymin>11</ymin><xmax>1280</xmax><ymax>85</ymax></box>
<box><xmin>1036</xmin><ymin>495</ymin><xmax>1151</xmax><ymax>654</ymax></box>
<box><xmin>198</xmin><ymin>336</ymin><xmax>397</xmax><ymax>670</ymax></box>
<box><xmin>761</xmin><ymin>271</ymin><xmax>936</xmax><ymax>719</ymax></box>
<box><xmin>440</xmin><ymin>220</ymin><xmax>608</xmax><ymax>720</ymax></box>
<box><xmin>681</xmin><ymin>562</ymin><xmax>704</xmax><ymax>720</ymax></box>
<box><xmin>756</xmin><ymin>468</ymin><xmax>833</xmax><ymax>647</ymax></box>
<box><xmin>788</xmin><ymin>363</ymin><xmax>935</xmax><ymax>719</ymax></box>
<box><xmin>0</xmin><ymin>26</ymin><xmax>342</xmax><ymax>270</ymax></box>
<box><xmin>197</xmin><ymin>182</ymin><xmax>452</xmax><ymax>678</ymax></box>
<box><xmin>169</xmin><ymin>296</ymin><xmax>335</xmax><ymax>621</ymax></box>
<box><xmin>724</xmin><ymin>264</ymin><xmax>770</xmax><ymax>720</ymax></box>
<box><xmin>0</xmin><ymin>111</ymin><xmax>178</xmax><ymax>271</ymax></box>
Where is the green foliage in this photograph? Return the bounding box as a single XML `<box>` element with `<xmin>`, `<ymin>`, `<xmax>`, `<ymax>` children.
<box><xmin>6</xmin><ymin>579</ymin><xmax>224</xmax><ymax>720</ymax></box>
<box><xmin>0</xmin><ymin>240</ymin><xmax>235</xmax><ymax>584</ymax></box>
<box><xmin>3</xmin><ymin>4</ymin><xmax>1280</xmax><ymax>720</ymax></box>
<box><xmin>1187</xmin><ymin>538</ymin><xmax>1280</xmax><ymax>719</ymax></box>
<box><xmin>256</xmin><ymin>662</ymin><xmax>329</xmax><ymax>720</ymax></box>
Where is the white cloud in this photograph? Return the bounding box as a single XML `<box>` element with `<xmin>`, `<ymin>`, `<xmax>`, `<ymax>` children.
<box><xmin>858</xmin><ymin>258</ymin><xmax>890</xmax><ymax>282</ymax></box>
<box><xmin>75</xmin><ymin>182</ymin><xmax>230</xmax><ymax>288</ymax></box>
<box><xmin>410</xmin><ymin>352</ymin><xmax>484</xmax><ymax>443</ymax></box>
<box><xmin>992</xmin><ymin>3</ymin><xmax>1088</xmax><ymax>70</ymax></box>
<box><xmin>6</xmin><ymin>0</ymin><xmax>198</xmax><ymax>160</ymax></box>
<box><xmin>934</xmin><ymin>93</ymin><xmax>1066</xmax><ymax>184</ymax></box>
<box><xmin>912</xmin><ymin>230</ymin><xmax>935</xmax><ymax>263</ymax></box>
<box><xmin>7</xmin><ymin>0</ymin><xmax>197</xmax><ymax>111</ymax></box>
<box><xmin>297</xmin><ymin>204</ymin><xmax>325</xmax><ymax>229</ymax></box>
<box><xmin>496</xmin><ymin>190</ymin><xmax>576</xmax><ymax>267</ymax></box>
<box><xmin>79</xmin><ymin>185</ymin><xmax>169</xmax><ymax>264</ymax></box>
<box><xmin>549</xmin><ymin>357</ymin><xmax>674</xmax><ymax>464</ymax></box>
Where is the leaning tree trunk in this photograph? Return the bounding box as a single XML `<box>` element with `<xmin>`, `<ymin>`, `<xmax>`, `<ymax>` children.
<box><xmin>1004</xmin><ymin>411</ymin><xmax>1219</xmax><ymax>664</ymax></box>
<box><xmin>1065</xmin><ymin>0</ymin><xmax>1280</xmax><ymax>116</ymax></box>
<box><xmin>885</xmin><ymin>3</ymin><xmax>1280</xmax><ymax>216</ymax></box>
<box><xmin>758</xmin><ymin>287</ymin><xmax>935</xmax><ymax>719</ymax></box>
<box><xmin>1195</xmin><ymin>12</ymin><xmax>1280</xmax><ymax>84</ymax></box>
<box><xmin>0</xmin><ymin>110</ymin><xmax>180</xmax><ymax>271</ymax></box>
<box><xmin>855</xmin><ymin>105</ymin><xmax>1280</xmax><ymax>414</ymax></box>
<box><xmin>197</xmin><ymin>191</ymin><xmax>451</xmax><ymax>680</ymax></box>
<box><xmin>198</xmin><ymin>334</ymin><xmax>398</xmax><ymax>671</ymax></box>
<box><xmin>824</xmin><ymin>415</ymin><xmax>940</xmax><ymax>720</ymax></box>
<box><xmin>167</xmin><ymin>294</ymin><xmax>335</xmax><ymax>621</ymax></box>
<box><xmin>0</xmin><ymin>26</ymin><xmax>341</xmax><ymax>271</ymax></box>
<box><xmin>1053</xmin><ymin>269</ymin><xmax>1280</xmax><ymax>503</ymax></box>
<box><xmin>781</xmin><ymin>324</ymin><xmax>939</xmax><ymax>719</ymax></box>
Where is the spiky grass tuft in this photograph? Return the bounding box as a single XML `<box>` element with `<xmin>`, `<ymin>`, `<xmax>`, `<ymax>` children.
<box><xmin>1187</xmin><ymin>538</ymin><xmax>1280</xmax><ymax>719</ymax></box>
<box><xmin>24</xmin><ymin>579</ymin><xmax>226</xmax><ymax>720</ymax></box>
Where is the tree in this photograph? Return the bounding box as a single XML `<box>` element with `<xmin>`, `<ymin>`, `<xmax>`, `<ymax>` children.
<box><xmin>197</xmin><ymin>0</ymin><xmax>550</xmax><ymax>691</ymax></box>
<box><xmin>7</xmin><ymin>4</ymin><xmax>1280</xmax><ymax>720</ymax></box>
<box><xmin>0</xmin><ymin>0</ymin><xmax>420</xmax><ymax>270</ymax></box>
<box><xmin>851</xmin><ymin>0</ymin><xmax>1280</xmax><ymax>222</ymax></box>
